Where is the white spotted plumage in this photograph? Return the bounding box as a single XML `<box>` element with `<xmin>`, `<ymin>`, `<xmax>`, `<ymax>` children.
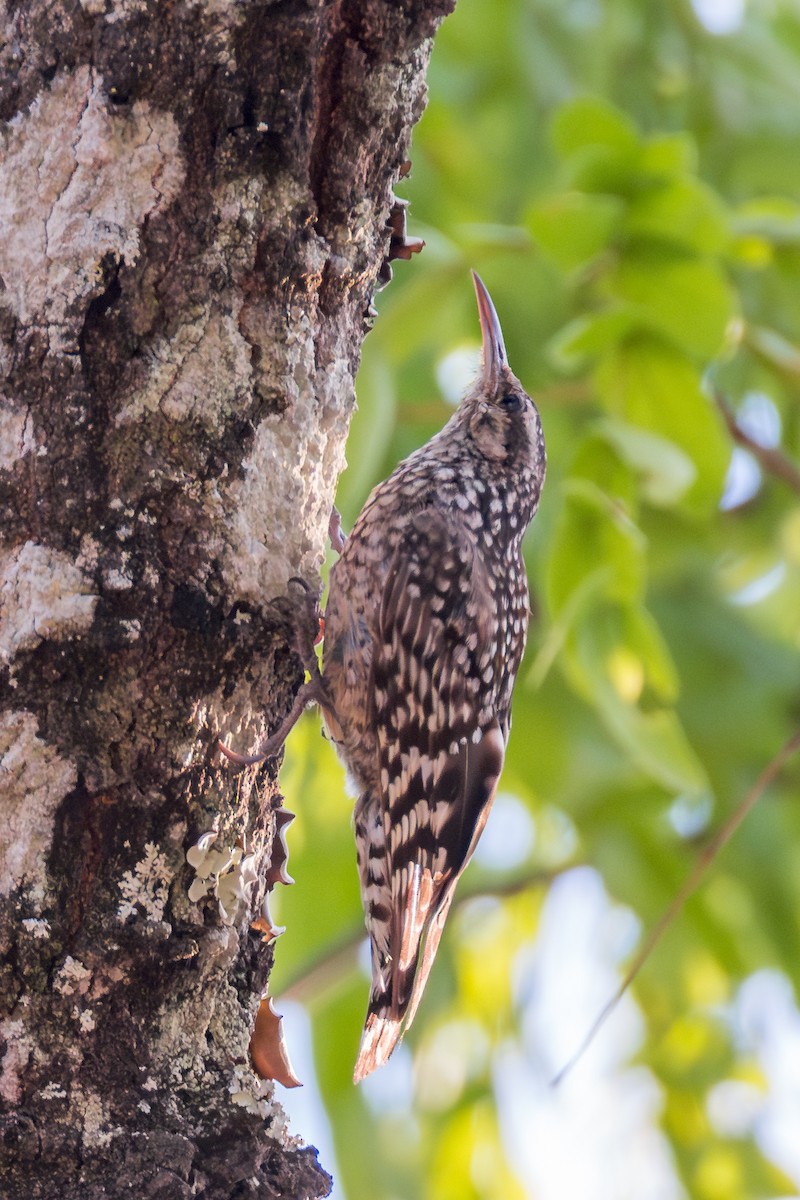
<box><xmin>322</xmin><ymin>273</ymin><xmax>546</xmax><ymax>1081</ymax></box>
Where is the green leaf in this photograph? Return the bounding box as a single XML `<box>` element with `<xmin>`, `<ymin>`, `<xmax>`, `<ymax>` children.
<box><xmin>528</xmin><ymin>191</ymin><xmax>624</xmax><ymax>271</ymax></box>
<box><xmin>746</xmin><ymin>323</ymin><xmax>800</xmax><ymax>377</ymax></box>
<box><xmin>620</xmin><ymin>602</ymin><xmax>680</xmax><ymax>702</ymax></box>
<box><xmin>529</xmin><ymin>565</ymin><xmax>613</xmax><ymax>689</ymax></box>
<box><xmin>550</xmin><ymin>97</ymin><xmax>644</xmax><ymax>194</ymax></box>
<box><xmin>638</xmin><ymin>132</ymin><xmax>698</xmax><ymax>179</ymax></box>
<box><xmin>732</xmin><ymin>196</ymin><xmax>800</xmax><ymax>245</ymax></box>
<box><xmin>596</xmin><ymin>418</ymin><xmax>698</xmax><ymax>507</ymax></box>
<box><xmin>603</xmin><ymin>247</ymin><xmax>735</xmax><ymax>358</ymax></box>
<box><xmin>625</xmin><ymin>177</ymin><xmax>729</xmax><ymax>255</ymax></box>
<box><xmin>594</xmin><ymin>336</ymin><xmax>729</xmax><ymax>510</ymax></box>
<box><xmin>570</xmin><ymin>607</ymin><xmax>708</xmax><ymax>795</ymax></box>
<box><xmin>547</xmin><ymin>476</ymin><xmax>646</xmax><ymax>614</ymax></box>
<box><xmin>548</xmin><ymin>308</ymin><xmax>638</xmax><ymax>368</ymax></box>
<box><xmin>552</xmin><ymin>96</ymin><xmax>640</xmax><ymax>158</ymax></box>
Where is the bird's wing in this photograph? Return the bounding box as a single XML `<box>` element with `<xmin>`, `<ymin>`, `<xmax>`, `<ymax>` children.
<box><xmin>354</xmin><ymin>508</ymin><xmax>506</xmax><ymax>1080</ymax></box>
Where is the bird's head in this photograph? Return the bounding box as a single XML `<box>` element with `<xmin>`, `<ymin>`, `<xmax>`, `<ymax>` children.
<box><xmin>463</xmin><ymin>272</ymin><xmax>546</xmax><ymax>486</ymax></box>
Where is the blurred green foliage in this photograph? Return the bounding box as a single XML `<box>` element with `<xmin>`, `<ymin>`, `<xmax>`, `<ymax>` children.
<box><xmin>272</xmin><ymin>1</ymin><xmax>800</xmax><ymax>1196</ymax></box>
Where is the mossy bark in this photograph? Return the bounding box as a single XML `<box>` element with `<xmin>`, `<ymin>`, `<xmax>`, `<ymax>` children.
<box><xmin>0</xmin><ymin>2</ymin><xmax>453</xmax><ymax>1195</ymax></box>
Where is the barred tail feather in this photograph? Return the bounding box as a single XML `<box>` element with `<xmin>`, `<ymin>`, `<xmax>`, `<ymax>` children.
<box><xmin>353</xmin><ymin>886</ymin><xmax>456</xmax><ymax>1082</ymax></box>
<box><xmin>399</xmin><ymin>889</ymin><xmax>455</xmax><ymax>1035</ymax></box>
<box><xmin>353</xmin><ymin>1010</ymin><xmax>403</xmax><ymax>1083</ymax></box>
<box><xmin>353</xmin><ymin>962</ymin><xmax>415</xmax><ymax>1083</ymax></box>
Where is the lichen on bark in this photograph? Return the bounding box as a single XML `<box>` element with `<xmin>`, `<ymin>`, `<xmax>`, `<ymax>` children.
<box><xmin>0</xmin><ymin>0</ymin><xmax>454</xmax><ymax>1195</ymax></box>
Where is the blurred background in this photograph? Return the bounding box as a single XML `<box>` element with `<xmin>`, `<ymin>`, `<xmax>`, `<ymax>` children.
<box><xmin>272</xmin><ymin>0</ymin><xmax>800</xmax><ymax>1195</ymax></box>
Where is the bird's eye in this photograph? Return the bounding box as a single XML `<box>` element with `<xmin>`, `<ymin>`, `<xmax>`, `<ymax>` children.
<box><xmin>500</xmin><ymin>390</ymin><xmax>522</xmax><ymax>412</ymax></box>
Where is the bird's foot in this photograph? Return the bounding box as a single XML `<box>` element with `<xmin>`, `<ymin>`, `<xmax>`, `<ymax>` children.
<box><xmin>218</xmin><ymin>675</ymin><xmax>327</xmax><ymax>767</ymax></box>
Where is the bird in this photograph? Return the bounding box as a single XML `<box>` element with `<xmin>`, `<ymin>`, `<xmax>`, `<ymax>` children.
<box><xmin>320</xmin><ymin>272</ymin><xmax>546</xmax><ymax>1081</ymax></box>
<box><xmin>219</xmin><ymin>272</ymin><xmax>546</xmax><ymax>1080</ymax></box>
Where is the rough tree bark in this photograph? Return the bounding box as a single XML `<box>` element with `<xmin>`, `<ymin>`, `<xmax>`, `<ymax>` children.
<box><xmin>0</xmin><ymin>2</ymin><xmax>453</xmax><ymax>1196</ymax></box>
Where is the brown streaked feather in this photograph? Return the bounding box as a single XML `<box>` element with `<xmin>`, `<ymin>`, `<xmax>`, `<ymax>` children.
<box><xmin>353</xmin><ymin>510</ymin><xmax>506</xmax><ymax>1080</ymax></box>
<box><xmin>321</xmin><ymin>275</ymin><xmax>545</xmax><ymax>1083</ymax></box>
<box><xmin>399</xmin><ymin>722</ymin><xmax>505</xmax><ymax>1035</ymax></box>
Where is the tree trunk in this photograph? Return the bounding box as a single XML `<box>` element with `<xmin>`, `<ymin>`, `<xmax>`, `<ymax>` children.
<box><xmin>0</xmin><ymin>3</ymin><xmax>452</xmax><ymax>1195</ymax></box>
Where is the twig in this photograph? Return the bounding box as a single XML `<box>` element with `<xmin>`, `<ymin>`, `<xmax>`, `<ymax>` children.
<box><xmin>714</xmin><ymin>389</ymin><xmax>800</xmax><ymax>495</ymax></box>
<box><xmin>552</xmin><ymin>728</ymin><xmax>800</xmax><ymax>1087</ymax></box>
<box><xmin>279</xmin><ymin>863</ymin><xmax>572</xmax><ymax>1004</ymax></box>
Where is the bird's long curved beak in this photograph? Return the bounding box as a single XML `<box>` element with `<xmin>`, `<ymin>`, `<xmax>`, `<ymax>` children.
<box><xmin>472</xmin><ymin>271</ymin><xmax>507</xmax><ymax>389</ymax></box>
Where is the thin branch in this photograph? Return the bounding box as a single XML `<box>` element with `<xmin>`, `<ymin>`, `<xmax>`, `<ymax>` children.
<box><xmin>279</xmin><ymin>862</ymin><xmax>573</xmax><ymax>1005</ymax></box>
<box><xmin>714</xmin><ymin>389</ymin><xmax>800</xmax><ymax>495</ymax></box>
<box><xmin>280</xmin><ymin>932</ymin><xmax>362</xmax><ymax>1005</ymax></box>
<box><xmin>552</xmin><ymin>728</ymin><xmax>800</xmax><ymax>1088</ymax></box>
